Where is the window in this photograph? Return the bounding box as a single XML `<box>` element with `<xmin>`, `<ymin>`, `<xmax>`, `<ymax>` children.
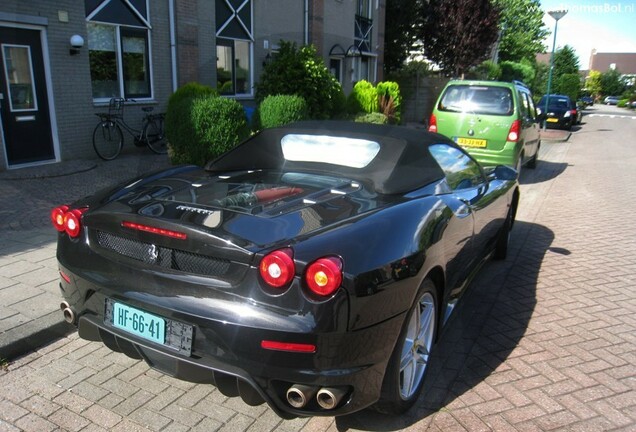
<box><xmin>2</xmin><ymin>44</ymin><xmax>37</xmax><ymax>111</ymax></box>
<box><xmin>216</xmin><ymin>0</ymin><xmax>253</xmax><ymax>96</ymax></box>
<box><xmin>86</xmin><ymin>0</ymin><xmax>152</xmax><ymax>101</ymax></box>
<box><xmin>355</xmin><ymin>0</ymin><xmax>373</xmax><ymax>52</ymax></box>
<box><xmin>429</xmin><ymin>144</ymin><xmax>484</xmax><ymax>191</ymax></box>
<box><xmin>281</xmin><ymin>134</ymin><xmax>380</xmax><ymax>168</ymax></box>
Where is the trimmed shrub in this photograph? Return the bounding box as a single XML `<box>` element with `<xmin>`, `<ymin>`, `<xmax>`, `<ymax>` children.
<box><xmin>376</xmin><ymin>81</ymin><xmax>401</xmax><ymax>123</ymax></box>
<box><xmin>354</xmin><ymin>112</ymin><xmax>388</xmax><ymax>124</ymax></box>
<box><xmin>347</xmin><ymin>80</ymin><xmax>378</xmax><ymax>114</ymax></box>
<box><xmin>166</xmin><ymin>82</ymin><xmax>218</xmax><ymax>115</ymax></box>
<box><xmin>256</xmin><ymin>41</ymin><xmax>344</xmax><ymax>119</ymax></box>
<box><xmin>168</xmin><ymin>96</ymin><xmax>249</xmax><ymax>166</ymax></box>
<box><xmin>617</xmin><ymin>99</ymin><xmax>629</xmax><ymax>108</ymax></box>
<box><xmin>166</xmin><ymin>82</ymin><xmax>219</xmax><ymax>163</ymax></box>
<box><xmin>258</xmin><ymin>95</ymin><xmax>308</xmax><ymax>128</ymax></box>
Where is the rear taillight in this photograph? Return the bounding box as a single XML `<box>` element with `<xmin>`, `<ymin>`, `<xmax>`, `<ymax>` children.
<box><xmin>121</xmin><ymin>221</ymin><xmax>187</xmax><ymax>240</ymax></box>
<box><xmin>51</xmin><ymin>205</ymin><xmax>69</xmax><ymax>232</ymax></box>
<box><xmin>51</xmin><ymin>205</ymin><xmax>87</xmax><ymax>238</ymax></box>
<box><xmin>64</xmin><ymin>209</ymin><xmax>86</xmax><ymax>238</ymax></box>
<box><xmin>507</xmin><ymin>119</ymin><xmax>521</xmax><ymax>142</ymax></box>
<box><xmin>428</xmin><ymin>114</ymin><xmax>438</xmax><ymax>133</ymax></box>
<box><xmin>305</xmin><ymin>257</ymin><xmax>343</xmax><ymax>297</ymax></box>
<box><xmin>571</xmin><ymin>109</ymin><xmax>577</xmax><ymax>116</ymax></box>
<box><xmin>260</xmin><ymin>248</ymin><xmax>295</xmax><ymax>288</ymax></box>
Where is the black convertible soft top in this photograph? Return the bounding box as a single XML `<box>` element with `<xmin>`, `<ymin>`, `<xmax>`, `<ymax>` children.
<box><xmin>205</xmin><ymin>121</ymin><xmax>456</xmax><ymax>195</ymax></box>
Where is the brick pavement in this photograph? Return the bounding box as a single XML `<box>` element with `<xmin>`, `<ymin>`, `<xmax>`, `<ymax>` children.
<box><xmin>0</xmin><ymin>151</ymin><xmax>171</xmax><ymax>359</ymax></box>
<box><xmin>1</xmin><ymin>114</ymin><xmax>635</xmax><ymax>430</ymax></box>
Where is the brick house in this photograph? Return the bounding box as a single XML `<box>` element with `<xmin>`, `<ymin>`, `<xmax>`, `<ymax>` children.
<box><xmin>0</xmin><ymin>0</ymin><xmax>385</xmax><ymax>171</ymax></box>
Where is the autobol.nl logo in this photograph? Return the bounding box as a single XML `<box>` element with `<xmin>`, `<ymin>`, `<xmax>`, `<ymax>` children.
<box><xmin>557</xmin><ymin>2</ymin><xmax>635</xmax><ymax>13</ymax></box>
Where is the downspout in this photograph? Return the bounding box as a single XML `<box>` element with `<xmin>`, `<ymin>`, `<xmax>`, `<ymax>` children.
<box><xmin>304</xmin><ymin>0</ymin><xmax>309</xmax><ymax>45</ymax></box>
<box><xmin>169</xmin><ymin>0</ymin><xmax>178</xmax><ymax>92</ymax></box>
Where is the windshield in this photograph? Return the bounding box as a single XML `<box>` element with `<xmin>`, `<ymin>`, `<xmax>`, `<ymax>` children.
<box><xmin>439</xmin><ymin>85</ymin><xmax>514</xmax><ymax>116</ymax></box>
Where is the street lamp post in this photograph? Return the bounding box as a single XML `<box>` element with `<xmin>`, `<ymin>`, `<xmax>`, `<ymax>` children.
<box><xmin>544</xmin><ymin>10</ymin><xmax>568</xmax><ymax>130</ymax></box>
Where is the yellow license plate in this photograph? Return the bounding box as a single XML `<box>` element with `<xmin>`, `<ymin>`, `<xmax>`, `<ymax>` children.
<box><xmin>457</xmin><ymin>137</ymin><xmax>487</xmax><ymax>148</ymax></box>
<box><xmin>546</xmin><ymin>118</ymin><xmax>559</xmax><ymax>123</ymax></box>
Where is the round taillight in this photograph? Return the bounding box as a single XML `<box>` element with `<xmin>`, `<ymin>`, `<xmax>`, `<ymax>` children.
<box><xmin>260</xmin><ymin>248</ymin><xmax>295</xmax><ymax>288</ymax></box>
<box><xmin>305</xmin><ymin>257</ymin><xmax>343</xmax><ymax>297</ymax></box>
<box><xmin>51</xmin><ymin>205</ymin><xmax>69</xmax><ymax>232</ymax></box>
<box><xmin>63</xmin><ymin>209</ymin><xmax>86</xmax><ymax>238</ymax></box>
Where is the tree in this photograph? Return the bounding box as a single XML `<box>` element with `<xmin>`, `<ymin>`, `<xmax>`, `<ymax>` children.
<box><xmin>557</xmin><ymin>73</ymin><xmax>582</xmax><ymax>101</ymax></box>
<box><xmin>600</xmin><ymin>69</ymin><xmax>626</xmax><ymax>96</ymax></box>
<box><xmin>585</xmin><ymin>70</ymin><xmax>602</xmax><ymax>99</ymax></box>
<box><xmin>493</xmin><ymin>0</ymin><xmax>548</xmax><ymax>63</ymax></box>
<box><xmin>499</xmin><ymin>59</ymin><xmax>535</xmax><ymax>83</ymax></box>
<box><xmin>552</xmin><ymin>45</ymin><xmax>580</xmax><ymax>77</ymax></box>
<box><xmin>550</xmin><ymin>45</ymin><xmax>580</xmax><ymax>95</ymax></box>
<box><xmin>422</xmin><ymin>0</ymin><xmax>500</xmax><ymax>77</ymax></box>
<box><xmin>255</xmin><ymin>41</ymin><xmax>345</xmax><ymax>119</ymax></box>
<box><xmin>384</xmin><ymin>0</ymin><xmax>425</xmax><ymax>73</ymax></box>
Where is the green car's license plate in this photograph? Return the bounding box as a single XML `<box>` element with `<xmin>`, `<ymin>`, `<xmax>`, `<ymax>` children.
<box><xmin>456</xmin><ymin>137</ymin><xmax>487</xmax><ymax>148</ymax></box>
<box><xmin>112</xmin><ymin>302</ymin><xmax>166</xmax><ymax>345</ymax></box>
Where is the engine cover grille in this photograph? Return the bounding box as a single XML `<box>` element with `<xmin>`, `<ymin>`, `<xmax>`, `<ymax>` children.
<box><xmin>95</xmin><ymin>230</ymin><xmax>231</xmax><ymax>277</ymax></box>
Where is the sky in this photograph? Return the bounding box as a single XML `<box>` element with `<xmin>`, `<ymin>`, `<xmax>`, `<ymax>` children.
<box><xmin>539</xmin><ymin>0</ymin><xmax>636</xmax><ymax>69</ymax></box>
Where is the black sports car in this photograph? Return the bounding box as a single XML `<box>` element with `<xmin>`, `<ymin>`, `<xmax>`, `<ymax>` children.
<box><xmin>53</xmin><ymin>121</ymin><xmax>519</xmax><ymax>418</ymax></box>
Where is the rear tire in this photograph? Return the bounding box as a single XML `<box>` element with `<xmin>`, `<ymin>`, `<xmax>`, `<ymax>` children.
<box><xmin>375</xmin><ymin>279</ymin><xmax>437</xmax><ymax>415</ymax></box>
<box><xmin>93</xmin><ymin>121</ymin><xmax>123</xmax><ymax>161</ymax></box>
<box><xmin>494</xmin><ymin>208</ymin><xmax>513</xmax><ymax>260</ymax></box>
<box><xmin>144</xmin><ymin>117</ymin><xmax>167</xmax><ymax>154</ymax></box>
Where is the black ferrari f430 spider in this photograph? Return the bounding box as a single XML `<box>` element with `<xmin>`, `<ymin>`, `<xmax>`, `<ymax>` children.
<box><xmin>53</xmin><ymin>121</ymin><xmax>519</xmax><ymax>418</ymax></box>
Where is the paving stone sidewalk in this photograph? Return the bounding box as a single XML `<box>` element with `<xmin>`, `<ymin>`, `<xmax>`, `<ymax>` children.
<box><xmin>1</xmin><ymin>116</ymin><xmax>634</xmax><ymax>431</ymax></box>
<box><xmin>0</xmin><ymin>151</ymin><xmax>171</xmax><ymax>360</ymax></box>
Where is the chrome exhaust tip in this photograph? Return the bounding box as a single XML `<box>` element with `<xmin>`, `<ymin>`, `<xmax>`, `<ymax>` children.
<box><xmin>316</xmin><ymin>387</ymin><xmax>347</xmax><ymax>410</ymax></box>
<box><xmin>286</xmin><ymin>384</ymin><xmax>318</xmax><ymax>409</ymax></box>
<box><xmin>60</xmin><ymin>301</ymin><xmax>70</xmax><ymax>311</ymax></box>
<box><xmin>60</xmin><ymin>302</ymin><xmax>75</xmax><ymax>324</ymax></box>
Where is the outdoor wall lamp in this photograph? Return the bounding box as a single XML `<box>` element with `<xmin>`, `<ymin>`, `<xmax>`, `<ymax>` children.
<box><xmin>262</xmin><ymin>52</ymin><xmax>271</xmax><ymax>67</ymax></box>
<box><xmin>70</xmin><ymin>35</ymin><xmax>85</xmax><ymax>55</ymax></box>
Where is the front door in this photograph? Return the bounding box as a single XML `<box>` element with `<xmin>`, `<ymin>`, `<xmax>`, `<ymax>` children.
<box><xmin>0</xmin><ymin>26</ymin><xmax>55</xmax><ymax>166</ymax></box>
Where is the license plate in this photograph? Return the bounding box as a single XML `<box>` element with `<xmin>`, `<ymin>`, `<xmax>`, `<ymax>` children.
<box><xmin>112</xmin><ymin>302</ymin><xmax>166</xmax><ymax>345</ymax></box>
<box><xmin>546</xmin><ymin>118</ymin><xmax>559</xmax><ymax>123</ymax></box>
<box><xmin>456</xmin><ymin>137</ymin><xmax>487</xmax><ymax>148</ymax></box>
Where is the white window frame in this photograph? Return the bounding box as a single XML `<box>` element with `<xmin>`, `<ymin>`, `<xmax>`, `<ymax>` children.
<box><xmin>86</xmin><ymin>0</ymin><xmax>154</xmax><ymax>103</ymax></box>
<box><xmin>1</xmin><ymin>43</ymin><xmax>38</xmax><ymax>112</ymax></box>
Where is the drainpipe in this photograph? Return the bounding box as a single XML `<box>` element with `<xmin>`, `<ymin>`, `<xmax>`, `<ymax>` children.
<box><xmin>169</xmin><ymin>0</ymin><xmax>178</xmax><ymax>92</ymax></box>
<box><xmin>304</xmin><ymin>0</ymin><xmax>309</xmax><ymax>45</ymax></box>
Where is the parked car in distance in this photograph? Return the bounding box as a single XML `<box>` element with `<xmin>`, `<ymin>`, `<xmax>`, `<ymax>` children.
<box><xmin>538</xmin><ymin>94</ymin><xmax>581</xmax><ymax>130</ymax></box>
<box><xmin>52</xmin><ymin>122</ymin><xmax>520</xmax><ymax>418</ymax></box>
<box><xmin>604</xmin><ymin>96</ymin><xmax>620</xmax><ymax>105</ymax></box>
<box><xmin>429</xmin><ymin>80</ymin><xmax>540</xmax><ymax>173</ymax></box>
<box><xmin>579</xmin><ymin>96</ymin><xmax>594</xmax><ymax>107</ymax></box>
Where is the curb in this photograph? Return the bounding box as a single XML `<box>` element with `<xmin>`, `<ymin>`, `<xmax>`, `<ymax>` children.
<box><xmin>541</xmin><ymin>132</ymin><xmax>571</xmax><ymax>143</ymax></box>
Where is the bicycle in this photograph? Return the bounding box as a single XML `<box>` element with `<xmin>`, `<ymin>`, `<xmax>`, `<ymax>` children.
<box><xmin>92</xmin><ymin>98</ymin><xmax>167</xmax><ymax>160</ymax></box>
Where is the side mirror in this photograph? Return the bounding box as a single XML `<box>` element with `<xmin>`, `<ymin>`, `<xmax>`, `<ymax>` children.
<box><xmin>487</xmin><ymin>165</ymin><xmax>518</xmax><ymax>181</ymax></box>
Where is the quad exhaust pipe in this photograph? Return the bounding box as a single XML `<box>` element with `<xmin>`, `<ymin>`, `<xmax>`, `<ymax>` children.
<box><xmin>286</xmin><ymin>384</ymin><xmax>318</xmax><ymax>408</ymax></box>
<box><xmin>60</xmin><ymin>301</ymin><xmax>75</xmax><ymax>324</ymax></box>
<box><xmin>285</xmin><ymin>384</ymin><xmax>347</xmax><ymax>410</ymax></box>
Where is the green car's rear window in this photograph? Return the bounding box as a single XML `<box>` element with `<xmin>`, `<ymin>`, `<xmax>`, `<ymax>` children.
<box><xmin>439</xmin><ymin>85</ymin><xmax>514</xmax><ymax>116</ymax></box>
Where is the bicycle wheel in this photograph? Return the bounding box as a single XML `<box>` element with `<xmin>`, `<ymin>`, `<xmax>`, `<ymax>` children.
<box><xmin>144</xmin><ymin>117</ymin><xmax>167</xmax><ymax>154</ymax></box>
<box><xmin>92</xmin><ymin>121</ymin><xmax>123</xmax><ymax>160</ymax></box>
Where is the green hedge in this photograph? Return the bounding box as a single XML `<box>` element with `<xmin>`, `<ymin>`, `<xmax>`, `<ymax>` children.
<box><xmin>347</xmin><ymin>80</ymin><xmax>378</xmax><ymax>114</ymax></box>
<box><xmin>167</xmin><ymin>95</ymin><xmax>249</xmax><ymax>166</ymax></box>
<box><xmin>376</xmin><ymin>81</ymin><xmax>401</xmax><ymax>123</ymax></box>
<box><xmin>166</xmin><ymin>82</ymin><xmax>217</xmax><ymax>115</ymax></box>
<box><xmin>258</xmin><ymin>95</ymin><xmax>308</xmax><ymax>128</ymax></box>
<box><xmin>354</xmin><ymin>112</ymin><xmax>388</xmax><ymax>124</ymax></box>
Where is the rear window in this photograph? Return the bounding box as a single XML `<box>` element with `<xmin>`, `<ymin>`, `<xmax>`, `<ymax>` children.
<box><xmin>439</xmin><ymin>85</ymin><xmax>514</xmax><ymax>116</ymax></box>
<box><xmin>539</xmin><ymin>97</ymin><xmax>570</xmax><ymax>109</ymax></box>
<box><xmin>281</xmin><ymin>134</ymin><xmax>380</xmax><ymax>168</ymax></box>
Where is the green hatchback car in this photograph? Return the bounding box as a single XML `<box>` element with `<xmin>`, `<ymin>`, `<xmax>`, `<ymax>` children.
<box><xmin>429</xmin><ymin>80</ymin><xmax>540</xmax><ymax>172</ymax></box>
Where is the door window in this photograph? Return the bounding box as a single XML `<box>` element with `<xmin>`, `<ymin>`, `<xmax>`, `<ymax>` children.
<box><xmin>2</xmin><ymin>44</ymin><xmax>37</xmax><ymax>111</ymax></box>
<box><xmin>216</xmin><ymin>0</ymin><xmax>253</xmax><ymax>96</ymax></box>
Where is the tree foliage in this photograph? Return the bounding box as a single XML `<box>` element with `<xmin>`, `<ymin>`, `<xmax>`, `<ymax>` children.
<box><xmin>600</xmin><ymin>68</ymin><xmax>626</xmax><ymax>96</ymax></box>
<box><xmin>553</xmin><ymin>45</ymin><xmax>580</xmax><ymax>77</ymax></box>
<box><xmin>499</xmin><ymin>59</ymin><xmax>536</xmax><ymax>84</ymax></box>
<box><xmin>493</xmin><ymin>0</ymin><xmax>548</xmax><ymax>63</ymax></box>
<box><xmin>557</xmin><ymin>74</ymin><xmax>582</xmax><ymax>101</ymax></box>
<box><xmin>255</xmin><ymin>41</ymin><xmax>345</xmax><ymax>119</ymax></box>
<box><xmin>384</xmin><ymin>0</ymin><xmax>425</xmax><ymax>73</ymax></box>
<box><xmin>422</xmin><ymin>0</ymin><xmax>501</xmax><ymax>76</ymax></box>
<box><xmin>585</xmin><ymin>70</ymin><xmax>603</xmax><ymax>98</ymax></box>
